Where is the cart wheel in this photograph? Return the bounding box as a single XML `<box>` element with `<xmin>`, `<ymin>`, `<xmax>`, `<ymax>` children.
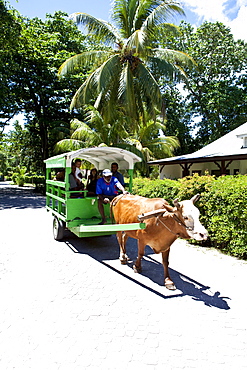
<box><xmin>53</xmin><ymin>217</ymin><xmax>64</xmax><ymax>240</ymax></box>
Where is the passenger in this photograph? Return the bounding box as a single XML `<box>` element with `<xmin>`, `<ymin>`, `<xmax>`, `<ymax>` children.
<box><xmin>96</xmin><ymin>169</ymin><xmax>127</xmax><ymax>225</ymax></box>
<box><xmin>69</xmin><ymin>163</ymin><xmax>84</xmax><ymax>198</ymax></box>
<box><xmin>74</xmin><ymin>159</ymin><xmax>83</xmax><ymax>181</ymax></box>
<box><xmin>55</xmin><ymin>169</ymin><xmax>65</xmax><ymax>181</ymax></box>
<box><xmin>111</xmin><ymin>162</ymin><xmax>125</xmax><ymax>187</ymax></box>
<box><xmin>86</xmin><ymin>168</ymin><xmax>99</xmax><ymax>196</ymax></box>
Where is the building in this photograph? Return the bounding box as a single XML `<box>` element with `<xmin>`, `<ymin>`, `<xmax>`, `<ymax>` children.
<box><xmin>148</xmin><ymin>122</ymin><xmax>247</xmax><ymax>179</ymax></box>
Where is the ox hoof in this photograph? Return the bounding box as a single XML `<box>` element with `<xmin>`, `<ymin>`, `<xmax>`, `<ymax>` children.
<box><xmin>133</xmin><ymin>265</ymin><xmax>142</xmax><ymax>273</ymax></box>
<box><xmin>120</xmin><ymin>258</ymin><xmax>127</xmax><ymax>265</ymax></box>
<box><xmin>119</xmin><ymin>254</ymin><xmax>129</xmax><ymax>265</ymax></box>
<box><xmin>165</xmin><ymin>278</ymin><xmax>176</xmax><ymax>290</ymax></box>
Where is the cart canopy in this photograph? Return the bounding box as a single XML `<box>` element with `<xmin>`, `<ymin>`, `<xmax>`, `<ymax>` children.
<box><xmin>44</xmin><ymin>147</ymin><xmax>142</xmax><ymax>170</ymax></box>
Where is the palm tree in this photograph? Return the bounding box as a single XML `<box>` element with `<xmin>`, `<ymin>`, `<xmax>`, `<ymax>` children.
<box><xmin>54</xmin><ymin>106</ymin><xmax>130</xmax><ymax>153</ymax></box>
<box><xmin>59</xmin><ymin>0</ymin><xmax>193</xmax><ymax>129</ymax></box>
<box><xmin>121</xmin><ymin>117</ymin><xmax>179</xmax><ymax>175</ymax></box>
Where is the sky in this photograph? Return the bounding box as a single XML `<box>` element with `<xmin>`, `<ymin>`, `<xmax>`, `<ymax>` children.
<box><xmin>7</xmin><ymin>0</ymin><xmax>247</xmax><ymax>42</ymax></box>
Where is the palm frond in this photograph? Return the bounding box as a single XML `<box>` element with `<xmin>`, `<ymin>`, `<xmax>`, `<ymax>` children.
<box><xmin>141</xmin><ymin>1</ymin><xmax>185</xmax><ymax>34</ymax></box>
<box><xmin>146</xmin><ymin>135</ymin><xmax>180</xmax><ymax>157</ymax></box>
<box><xmin>153</xmin><ymin>48</ymin><xmax>195</xmax><ymax>67</ymax></box>
<box><xmin>111</xmin><ymin>0</ymin><xmax>129</xmax><ymax>37</ymax></box>
<box><xmin>123</xmin><ymin>29</ymin><xmax>148</xmax><ymax>56</ymax></box>
<box><xmin>71</xmin><ymin>121</ymin><xmax>95</xmax><ymax>141</ymax></box>
<box><xmin>58</xmin><ymin>51</ymin><xmax>113</xmax><ymax>76</ymax></box>
<box><xmin>150</xmin><ymin>48</ymin><xmax>195</xmax><ymax>81</ymax></box>
<box><xmin>134</xmin><ymin>62</ymin><xmax>162</xmax><ymax>116</ymax></box>
<box><xmin>132</xmin><ymin>0</ymin><xmax>154</xmax><ymax>31</ymax></box>
<box><xmin>157</xmin><ymin>22</ymin><xmax>181</xmax><ymax>35</ymax></box>
<box><xmin>118</xmin><ymin>63</ymin><xmax>137</xmax><ymax>120</ymax></box>
<box><xmin>54</xmin><ymin>139</ymin><xmax>85</xmax><ymax>154</ymax></box>
<box><xmin>97</xmin><ymin>54</ymin><xmax>122</xmax><ymax>94</ymax></box>
<box><xmin>139</xmin><ymin>120</ymin><xmax>166</xmax><ymax>138</ymax></box>
<box><xmin>111</xmin><ymin>0</ymin><xmax>141</xmax><ymax>38</ymax></box>
<box><xmin>70</xmin><ymin>68</ymin><xmax>100</xmax><ymax>109</ymax></box>
<box><xmin>70</xmin><ymin>12</ymin><xmax>122</xmax><ymax>46</ymax></box>
<box><xmin>117</xmin><ymin>142</ymin><xmax>146</xmax><ymax>162</ymax></box>
<box><xmin>147</xmin><ymin>55</ymin><xmax>175</xmax><ymax>79</ymax></box>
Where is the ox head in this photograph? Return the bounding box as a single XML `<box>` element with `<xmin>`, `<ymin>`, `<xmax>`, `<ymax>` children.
<box><xmin>173</xmin><ymin>194</ymin><xmax>208</xmax><ymax>241</ymax></box>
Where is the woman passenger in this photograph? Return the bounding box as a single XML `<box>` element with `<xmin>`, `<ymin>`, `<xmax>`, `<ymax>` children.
<box><xmin>86</xmin><ymin>168</ymin><xmax>99</xmax><ymax>196</ymax></box>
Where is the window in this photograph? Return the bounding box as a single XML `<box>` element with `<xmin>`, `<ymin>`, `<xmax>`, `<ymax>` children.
<box><xmin>211</xmin><ymin>169</ymin><xmax>230</xmax><ymax>176</ymax></box>
<box><xmin>237</xmin><ymin>133</ymin><xmax>247</xmax><ymax>148</ymax></box>
<box><xmin>211</xmin><ymin>169</ymin><xmax>221</xmax><ymax>176</ymax></box>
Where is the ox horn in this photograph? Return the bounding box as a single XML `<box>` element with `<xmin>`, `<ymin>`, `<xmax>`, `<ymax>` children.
<box><xmin>173</xmin><ymin>198</ymin><xmax>180</xmax><ymax>209</ymax></box>
<box><xmin>191</xmin><ymin>194</ymin><xmax>200</xmax><ymax>204</ymax></box>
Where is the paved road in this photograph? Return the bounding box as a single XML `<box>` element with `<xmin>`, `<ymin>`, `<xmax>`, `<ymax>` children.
<box><xmin>0</xmin><ymin>182</ymin><xmax>247</xmax><ymax>370</ymax></box>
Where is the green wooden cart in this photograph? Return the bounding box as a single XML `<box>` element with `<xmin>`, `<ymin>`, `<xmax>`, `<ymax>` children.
<box><xmin>44</xmin><ymin>147</ymin><xmax>146</xmax><ymax>240</ymax></box>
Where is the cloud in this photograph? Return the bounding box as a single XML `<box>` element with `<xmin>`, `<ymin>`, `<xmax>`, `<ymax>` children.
<box><xmin>182</xmin><ymin>0</ymin><xmax>247</xmax><ymax>40</ymax></box>
<box><xmin>229</xmin><ymin>4</ymin><xmax>247</xmax><ymax>40</ymax></box>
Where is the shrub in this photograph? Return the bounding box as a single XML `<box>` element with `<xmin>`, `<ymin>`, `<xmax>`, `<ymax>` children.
<box><xmin>177</xmin><ymin>173</ymin><xmax>216</xmax><ymax>218</ymax></box>
<box><xmin>202</xmin><ymin>175</ymin><xmax>247</xmax><ymax>259</ymax></box>
<box><xmin>132</xmin><ymin>177</ymin><xmax>180</xmax><ymax>204</ymax></box>
<box><xmin>24</xmin><ymin>174</ymin><xmax>45</xmax><ymax>193</ymax></box>
<box><xmin>132</xmin><ymin>173</ymin><xmax>247</xmax><ymax>260</ymax></box>
<box><xmin>12</xmin><ymin>172</ymin><xmax>18</xmax><ymax>184</ymax></box>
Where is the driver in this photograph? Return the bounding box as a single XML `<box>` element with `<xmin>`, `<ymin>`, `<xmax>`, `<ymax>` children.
<box><xmin>96</xmin><ymin>169</ymin><xmax>127</xmax><ymax>225</ymax></box>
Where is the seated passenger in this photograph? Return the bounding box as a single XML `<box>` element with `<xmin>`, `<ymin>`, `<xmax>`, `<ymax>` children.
<box><xmin>111</xmin><ymin>162</ymin><xmax>125</xmax><ymax>187</ymax></box>
<box><xmin>55</xmin><ymin>169</ymin><xmax>65</xmax><ymax>181</ymax></box>
<box><xmin>96</xmin><ymin>169</ymin><xmax>127</xmax><ymax>224</ymax></box>
<box><xmin>74</xmin><ymin>159</ymin><xmax>83</xmax><ymax>181</ymax></box>
<box><xmin>69</xmin><ymin>163</ymin><xmax>84</xmax><ymax>198</ymax></box>
<box><xmin>86</xmin><ymin>168</ymin><xmax>99</xmax><ymax>196</ymax></box>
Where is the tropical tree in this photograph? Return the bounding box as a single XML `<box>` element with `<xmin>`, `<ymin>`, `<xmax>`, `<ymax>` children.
<box><xmin>0</xmin><ymin>0</ymin><xmax>22</xmax><ymax>134</ymax></box>
<box><xmin>161</xmin><ymin>21</ymin><xmax>247</xmax><ymax>145</ymax></box>
<box><xmin>54</xmin><ymin>106</ymin><xmax>180</xmax><ymax>172</ymax></box>
<box><xmin>162</xmin><ymin>84</ymin><xmax>197</xmax><ymax>154</ymax></box>
<box><xmin>122</xmin><ymin>117</ymin><xmax>179</xmax><ymax>175</ymax></box>
<box><xmin>54</xmin><ymin>105</ymin><xmax>130</xmax><ymax>153</ymax></box>
<box><xmin>1</xmin><ymin>9</ymin><xmax>91</xmax><ymax>172</ymax></box>
<box><xmin>59</xmin><ymin>0</ymin><xmax>194</xmax><ymax>130</ymax></box>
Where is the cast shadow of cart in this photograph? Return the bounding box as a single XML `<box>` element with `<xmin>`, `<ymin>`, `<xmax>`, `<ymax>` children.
<box><xmin>64</xmin><ymin>232</ymin><xmax>230</xmax><ymax>311</ymax></box>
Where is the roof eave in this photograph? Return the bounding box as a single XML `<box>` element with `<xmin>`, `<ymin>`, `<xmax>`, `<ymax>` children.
<box><xmin>148</xmin><ymin>153</ymin><xmax>247</xmax><ymax>166</ymax></box>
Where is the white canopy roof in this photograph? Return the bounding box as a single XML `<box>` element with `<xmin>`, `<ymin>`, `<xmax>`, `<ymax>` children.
<box><xmin>45</xmin><ymin>147</ymin><xmax>142</xmax><ymax>170</ymax></box>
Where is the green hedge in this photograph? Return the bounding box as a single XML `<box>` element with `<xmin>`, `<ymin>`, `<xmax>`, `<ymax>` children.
<box><xmin>132</xmin><ymin>174</ymin><xmax>247</xmax><ymax>260</ymax></box>
<box><xmin>25</xmin><ymin>174</ymin><xmax>45</xmax><ymax>194</ymax></box>
<box><xmin>132</xmin><ymin>177</ymin><xmax>180</xmax><ymax>204</ymax></box>
<box><xmin>25</xmin><ymin>174</ymin><xmax>45</xmax><ymax>186</ymax></box>
<box><xmin>202</xmin><ymin>175</ymin><xmax>247</xmax><ymax>259</ymax></box>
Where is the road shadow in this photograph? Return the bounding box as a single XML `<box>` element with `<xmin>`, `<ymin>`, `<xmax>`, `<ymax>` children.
<box><xmin>62</xmin><ymin>231</ymin><xmax>230</xmax><ymax>310</ymax></box>
<box><xmin>0</xmin><ymin>185</ymin><xmax>45</xmax><ymax>210</ymax></box>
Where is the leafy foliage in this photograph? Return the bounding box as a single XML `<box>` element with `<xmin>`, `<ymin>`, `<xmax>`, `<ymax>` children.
<box><xmin>132</xmin><ymin>177</ymin><xmax>180</xmax><ymax>204</ymax></box>
<box><xmin>0</xmin><ymin>1</ymin><xmax>22</xmax><ymax>131</ymax></box>
<box><xmin>163</xmin><ymin>21</ymin><xmax>247</xmax><ymax>145</ymax></box>
<box><xmin>202</xmin><ymin>176</ymin><xmax>247</xmax><ymax>259</ymax></box>
<box><xmin>132</xmin><ymin>174</ymin><xmax>247</xmax><ymax>259</ymax></box>
<box><xmin>1</xmin><ymin>9</ymin><xmax>90</xmax><ymax>169</ymax></box>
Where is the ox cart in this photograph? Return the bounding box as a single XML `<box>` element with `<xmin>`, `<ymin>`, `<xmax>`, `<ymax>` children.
<box><xmin>44</xmin><ymin>147</ymin><xmax>146</xmax><ymax>240</ymax></box>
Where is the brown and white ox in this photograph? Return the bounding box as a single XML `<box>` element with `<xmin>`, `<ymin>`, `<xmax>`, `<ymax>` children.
<box><xmin>111</xmin><ymin>193</ymin><xmax>208</xmax><ymax>290</ymax></box>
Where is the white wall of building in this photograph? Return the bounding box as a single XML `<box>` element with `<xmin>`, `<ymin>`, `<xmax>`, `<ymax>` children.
<box><xmin>160</xmin><ymin>159</ymin><xmax>247</xmax><ymax>179</ymax></box>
